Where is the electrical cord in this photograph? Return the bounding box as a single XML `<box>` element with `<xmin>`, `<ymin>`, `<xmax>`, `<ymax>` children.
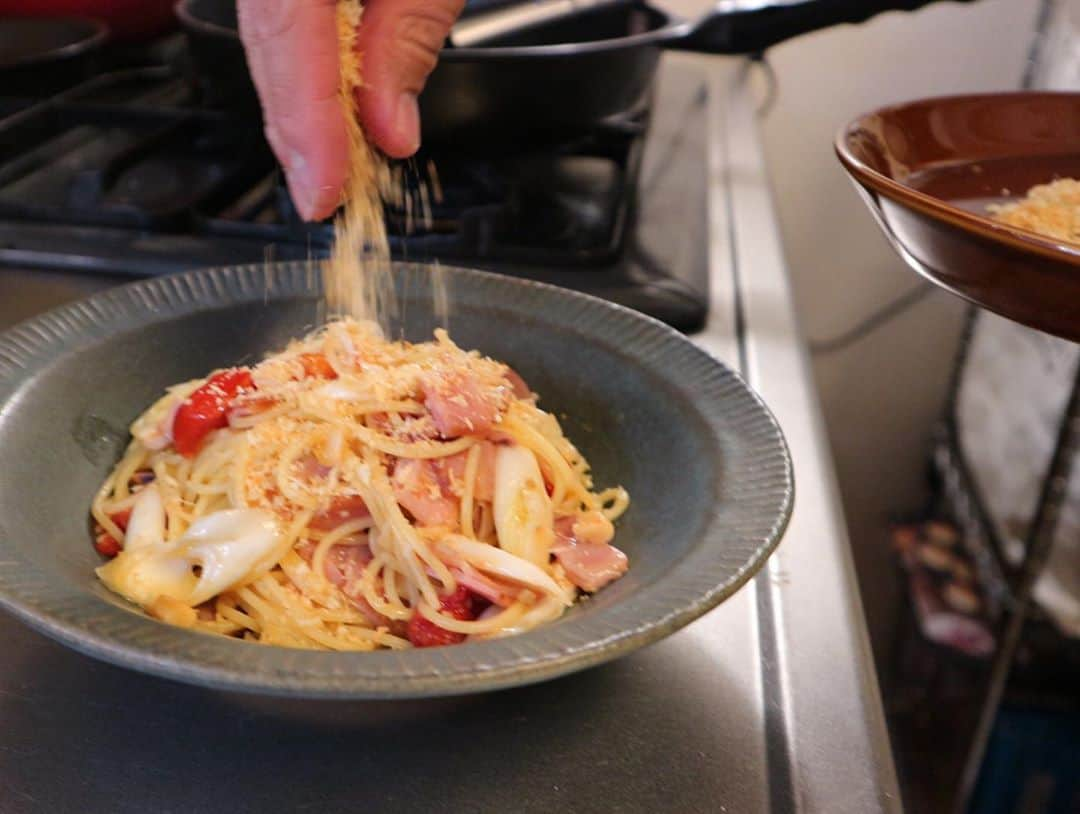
<box><xmin>808</xmin><ymin>282</ymin><xmax>937</xmax><ymax>355</ymax></box>
<box><xmin>741</xmin><ymin>51</ymin><xmax>932</xmax><ymax>356</ymax></box>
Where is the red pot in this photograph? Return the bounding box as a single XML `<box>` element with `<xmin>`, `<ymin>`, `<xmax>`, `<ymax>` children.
<box><xmin>0</xmin><ymin>0</ymin><xmax>176</xmax><ymax>40</ymax></box>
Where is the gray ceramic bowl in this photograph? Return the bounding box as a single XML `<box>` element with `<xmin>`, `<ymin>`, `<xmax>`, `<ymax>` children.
<box><xmin>0</xmin><ymin>262</ymin><xmax>792</xmax><ymax>698</ymax></box>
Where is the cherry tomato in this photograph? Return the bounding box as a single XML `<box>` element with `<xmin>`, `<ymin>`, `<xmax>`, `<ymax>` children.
<box><xmin>94</xmin><ymin>532</ymin><xmax>122</xmax><ymax>558</ymax></box>
<box><xmin>172</xmin><ymin>369</ymin><xmax>254</xmax><ymax>457</ymax></box>
<box><xmin>110</xmin><ymin>507</ymin><xmax>132</xmax><ymax>531</ymax></box>
<box><xmin>92</xmin><ymin>509</ymin><xmax>130</xmax><ymax>558</ymax></box>
<box><xmin>297</xmin><ymin>353</ymin><xmax>338</xmax><ymax>380</ymax></box>
<box><xmin>407</xmin><ymin>585</ymin><xmax>481</xmax><ymax>648</ymax></box>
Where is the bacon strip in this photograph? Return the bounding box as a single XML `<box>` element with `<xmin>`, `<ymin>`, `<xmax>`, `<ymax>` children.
<box><xmin>421</xmin><ymin>370</ymin><xmax>499</xmax><ymax>438</ymax></box>
<box><xmin>552</xmin><ymin>515</ymin><xmax>628</xmax><ymax>593</ymax></box>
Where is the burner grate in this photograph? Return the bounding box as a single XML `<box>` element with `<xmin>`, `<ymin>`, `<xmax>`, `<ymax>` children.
<box><xmin>0</xmin><ymin>69</ymin><xmax>271</xmax><ymax>230</ymax></box>
<box><xmin>0</xmin><ymin>54</ymin><xmax>708</xmax><ymax>331</ymax></box>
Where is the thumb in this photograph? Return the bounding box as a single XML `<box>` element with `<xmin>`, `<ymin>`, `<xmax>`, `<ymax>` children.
<box><xmin>354</xmin><ymin>0</ymin><xmax>465</xmax><ymax>158</ymax></box>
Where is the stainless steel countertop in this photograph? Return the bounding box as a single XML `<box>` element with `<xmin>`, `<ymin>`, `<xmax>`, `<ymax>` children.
<box><xmin>0</xmin><ymin>57</ymin><xmax>899</xmax><ymax>813</ymax></box>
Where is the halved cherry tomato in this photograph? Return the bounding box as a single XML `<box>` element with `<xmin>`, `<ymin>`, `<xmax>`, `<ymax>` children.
<box><xmin>297</xmin><ymin>353</ymin><xmax>338</xmax><ymax>380</ymax></box>
<box><xmin>172</xmin><ymin>369</ymin><xmax>254</xmax><ymax>457</ymax></box>
<box><xmin>94</xmin><ymin>532</ymin><xmax>122</xmax><ymax>558</ymax></box>
<box><xmin>110</xmin><ymin>507</ymin><xmax>132</xmax><ymax>532</ymax></box>
<box><xmin>92</xmin><ymin>508</ymin><xmax>131</xmax><ymax>558</ymax></box>
<box><xmin>407</xmin><ymin>584</ymin><xmax>483</xmax><ymax>648</ymax></box>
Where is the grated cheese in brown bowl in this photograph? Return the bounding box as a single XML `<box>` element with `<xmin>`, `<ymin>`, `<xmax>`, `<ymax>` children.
<box><xmin>988</xmin><ymin>178</ymin><xmax>1080</xmax><ymax>244</ymax></box>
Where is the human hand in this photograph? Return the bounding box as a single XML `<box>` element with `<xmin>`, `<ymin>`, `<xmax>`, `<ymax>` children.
<box><xmin>237</xmin><ymin>0</ymin><xmax>465</xmax><ymax>221</ymax></box>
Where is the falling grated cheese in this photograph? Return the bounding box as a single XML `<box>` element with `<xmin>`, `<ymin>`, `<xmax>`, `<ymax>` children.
<box><xmin>324</xmin><ymin>0</ymin><xmax>396</xmax><ymax>325</ymax></box>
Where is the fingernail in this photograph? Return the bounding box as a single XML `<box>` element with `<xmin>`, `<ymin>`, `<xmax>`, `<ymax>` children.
<box><xmin>394</xmin><ymin>92</ymin><xmax>421</xmax><ymax>155</ymax></box>
<box><xmin>285</xmin><ymin>148</ymin><xmax>317</xmax><ymax>220</ymax></box>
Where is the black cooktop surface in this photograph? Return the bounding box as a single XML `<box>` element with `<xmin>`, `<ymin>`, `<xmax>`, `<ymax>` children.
<box><xmin>0</xmin><ymin>41</ymin><xmax>708</xmax><ymax>331</ymax></box>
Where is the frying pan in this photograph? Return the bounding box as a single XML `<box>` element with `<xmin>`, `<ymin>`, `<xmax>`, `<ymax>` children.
<box><xmin>177</xmin><ymin>0</ymin><xmax>974</xmax><ymax>150</ymax></box>
<box><xmin>0</xmin><ymin>16</ymin><xmax>109</xmax><ymax>95</ymax></box>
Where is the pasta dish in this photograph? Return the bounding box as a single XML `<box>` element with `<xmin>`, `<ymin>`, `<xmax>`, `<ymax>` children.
<box><xmin>89</xmin><ymin>3</ymin><xmax>628</xmax><ymax>651</ymax></box>
<box><xmin>91</xmin><ymin>320</ymin><xmax>630</xmax><ymax>649</ymax></box>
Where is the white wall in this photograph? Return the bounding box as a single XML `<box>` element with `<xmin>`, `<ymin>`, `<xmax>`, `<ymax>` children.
<box><xmin>655</xmin><ymin>0</ymin><xmax>1041</xmax><ymax>674</ymax></box>
<box><xmin>757</xmin><ymin>0</ymin><xmax>1041</xmax><ymax>676</ymax></box>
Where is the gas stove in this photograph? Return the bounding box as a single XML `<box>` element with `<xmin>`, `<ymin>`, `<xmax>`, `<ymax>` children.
<box><xmin>0</xmin><ymin>38</ymin><xmax>708</xmax><ymax>330</ymax></box>
<box><xmin>0</xmin><ymin>48</ymin><xmax>900</xmax><ymax>814</ymax></box>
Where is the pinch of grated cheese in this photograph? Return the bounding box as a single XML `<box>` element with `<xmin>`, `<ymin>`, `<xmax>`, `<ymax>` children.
<box><xmin>337</xmin><ymin>0</ymin><xmax>365</xmax><ymax>90</ymax></box>
<box><xmin>325</xmin><ymin>0</ymin><xmax>396</xmax><ymax>323</ymax></box>
<box><xmin>327</xmin><ymin>1</ymin><xmax>452</xmax><ymax>332</ymax></box>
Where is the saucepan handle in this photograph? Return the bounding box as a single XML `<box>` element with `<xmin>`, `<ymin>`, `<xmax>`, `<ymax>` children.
<box><xmin>668</xmin><ymin>0</ymin><xmax>979</xmax><ymax>54</ymax></box>
<box><xmin>450</xmin><ymin>0</ymin><xmax>629</xmax><ymax>47</ymax></box>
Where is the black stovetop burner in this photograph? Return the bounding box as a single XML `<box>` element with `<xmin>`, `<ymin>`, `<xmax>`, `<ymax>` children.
<box><xmin>268</xmin><ymin>105</ymin><xmax>644</xmax><ymax>268</ymax></box>
<box><xmin>0</xmin><ymin>46</ymin><xmax>708</xmax><ymax>331</ymax></box>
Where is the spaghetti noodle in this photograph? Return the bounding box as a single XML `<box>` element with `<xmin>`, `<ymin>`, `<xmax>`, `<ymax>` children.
<box><xmin>91</xmin><ymin>320</ymin><xmax>630</xmax><ymax>650</ymax></box>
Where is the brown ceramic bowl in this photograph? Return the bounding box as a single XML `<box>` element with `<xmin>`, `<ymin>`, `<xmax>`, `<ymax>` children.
<box><xmin>836</xmin><ymin>92</ymin><xmax>1080</xmax><ymax>342</ymax></box>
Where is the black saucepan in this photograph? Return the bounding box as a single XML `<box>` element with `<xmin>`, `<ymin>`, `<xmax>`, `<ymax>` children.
<box><xmin>174</xmin><ymin>0</ymin><xmax>255</xmax><ymax>110</ymax></box>
<box><xmin>177</xmin><ymin>0</ymin><xmax>972</xmax><ymax>150</ymax></box>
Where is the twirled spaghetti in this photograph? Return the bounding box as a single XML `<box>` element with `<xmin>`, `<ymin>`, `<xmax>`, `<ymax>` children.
<box><xmin>91</xmin><ymin>319</ymin><xmax>630</xmax><ymax>650</ymax></box>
